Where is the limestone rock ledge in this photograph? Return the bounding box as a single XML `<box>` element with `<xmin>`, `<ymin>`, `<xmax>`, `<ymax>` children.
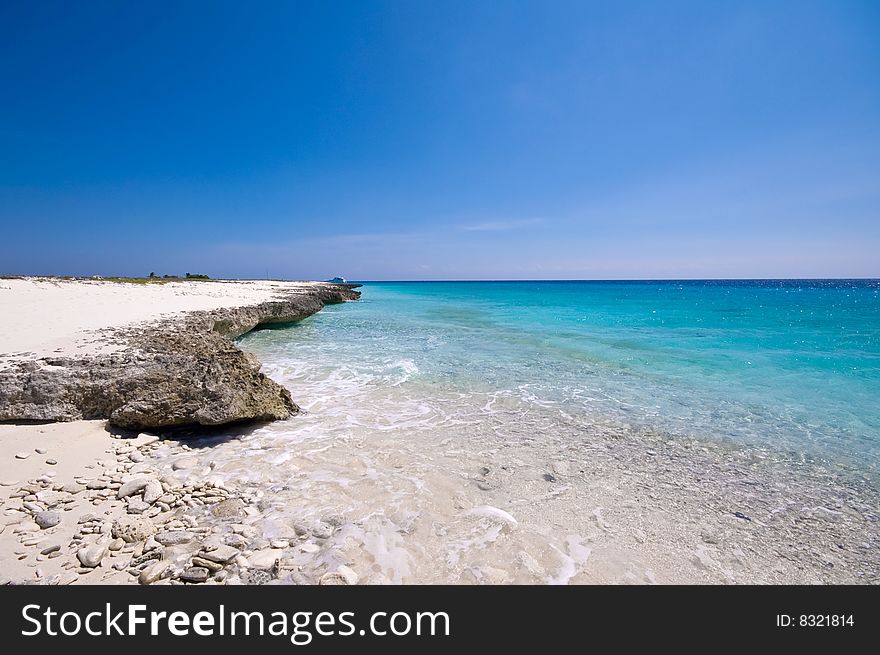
<box><xmin>0</xmin><ymin>284</ymin><xmax>360</xmax><ymax>430</ymax></box>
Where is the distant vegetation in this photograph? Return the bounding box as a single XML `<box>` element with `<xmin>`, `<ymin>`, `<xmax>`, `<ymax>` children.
<box><xmin>103</xmin><ymin>277</ymin><xmax>171</xmax><ymax>284</ymax></box>
<box><xmin>102</xmin><ymin>273</ymin><xmax>212</xmax><ymax>284</ymax></box>
<box><xmin>1</xmin><ymin>273</ymin><xmax>212</xmax><ymax>284</ymax></box>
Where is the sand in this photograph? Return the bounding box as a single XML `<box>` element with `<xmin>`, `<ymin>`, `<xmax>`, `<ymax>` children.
<box><xmin>0</xmin><ymin>277</ymin><xmax>321</xmax><ymax>368</ymax></box>
<box><xmin>0</xmin><ymin>277</ymin><xmax>342</xmax><ymax>585</ymax></box>
<box><xmin>0</xmin><ymin>421</ymin><xmax>130</xmax><ymax>584</ymax></box>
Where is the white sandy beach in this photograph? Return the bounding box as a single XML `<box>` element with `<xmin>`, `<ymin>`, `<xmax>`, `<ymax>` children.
<box><xmin>0</xmin><ymin>277</ymin><xmax>360</xmax><ymax>585</ymax></box>
<box><xmin>0</xmin><ymin>277</ymin><xmax>321</xmax><ymax>368</ymax></box>
<box><xmin>0</xmin><ymin>420</ymin><xmax>145</xmax><ymax>584</ymax></box>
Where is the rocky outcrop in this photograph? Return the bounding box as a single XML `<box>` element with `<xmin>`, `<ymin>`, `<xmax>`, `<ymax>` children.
<box><xmin>0</xmin><ymin>284</ymin><xmax>359</xmax><ymax>429</ymax></box>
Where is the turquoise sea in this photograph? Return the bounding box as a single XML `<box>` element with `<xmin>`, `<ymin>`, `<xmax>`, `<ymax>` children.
<box><xmin>240</xmin><ymin>280</ymin><xmax>880</xmax><ymax>475</ymax></box>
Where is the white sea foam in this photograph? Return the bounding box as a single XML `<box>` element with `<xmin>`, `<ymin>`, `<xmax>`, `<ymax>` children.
<box><xmin>547</xmin><ymin>536</ymin><xmax>592</xmax><ymax>585</ymax></box>
<box><xmin>466</xmin><ymin>505</ymin><xmax>518</xmax><ymax>525</ymax></box>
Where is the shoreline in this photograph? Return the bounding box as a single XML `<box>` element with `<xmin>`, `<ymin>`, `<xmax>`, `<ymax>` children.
<box><xmin>1</xmin><ymin>278</ymin><xmax>878</xmax><ymax>585</ymax></box>
<box><xmin>3</xmin><ymin>408</ymin><xmax>877</xmax><ymax>585</ymax></box>
<box><xmin>0</xmin><ymin>277</ymin><xmax>362</xmax><ymax>585</ymax></box>
<box><xmin>0</xmin><ymin>419</ymin><xmax>364</xmax><ymax>585</ymax></box>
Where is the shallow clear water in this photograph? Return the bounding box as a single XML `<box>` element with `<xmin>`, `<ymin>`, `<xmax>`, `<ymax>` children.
<box><xmin>240</xmin><ymin>280</ymin><xmax>880</xmax><ymax>473</ymax></box>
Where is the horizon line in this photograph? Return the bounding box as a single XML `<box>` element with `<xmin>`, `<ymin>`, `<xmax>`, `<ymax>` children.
<box><xmin>350</xmin><ymin>277</ymin><xmax>880</xmax><ymax>283</ymax></box>
<box><xmin>4</xmin><ymin>274</ymin><xmax>879</xmax><ymax>283</ymax></box>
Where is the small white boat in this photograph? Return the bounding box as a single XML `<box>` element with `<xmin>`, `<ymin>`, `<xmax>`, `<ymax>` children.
<box><xmin>326</xmin><ymin>276</ymin><xmax>347</xmax><ymax>284</ymax></box>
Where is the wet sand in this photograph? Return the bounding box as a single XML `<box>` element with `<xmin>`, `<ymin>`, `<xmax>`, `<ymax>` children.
<box><xmin>3</xmin><ymin>402</ymin><xmax>876</xmax><ymax>585</ymax></box>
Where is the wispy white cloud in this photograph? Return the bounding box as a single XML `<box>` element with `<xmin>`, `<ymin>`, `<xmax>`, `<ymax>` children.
<box><xmin>457</xmin><ymin>217</ymin><xmax>544</xmax><ymax>232</ymax></box>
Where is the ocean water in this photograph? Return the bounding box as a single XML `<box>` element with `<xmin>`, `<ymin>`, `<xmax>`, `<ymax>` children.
<box><xmin>241</xmin><ymin>280</ymin><xmax>880</xmax><ymax>473</ymax></box>
<box><xmin>194</xmin><ymin>279</ymin><xmax>880</xmax><ymax>583</ymax></box>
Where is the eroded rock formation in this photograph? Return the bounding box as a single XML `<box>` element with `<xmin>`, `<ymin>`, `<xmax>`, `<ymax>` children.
<box><xmin>0</xmin><ymin>284</ymin><xmax>360</xmax><ymax>429</ymax></box>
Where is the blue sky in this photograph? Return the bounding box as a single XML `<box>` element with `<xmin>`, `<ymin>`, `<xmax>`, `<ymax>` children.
<box><xmin>1</xmin><ymin>0</ymin><xmax>878</xmax><ymax>279</ymax></box>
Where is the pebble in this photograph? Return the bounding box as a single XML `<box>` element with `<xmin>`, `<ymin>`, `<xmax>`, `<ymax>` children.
<box><xmin>34</xmin><ymin>511</ymin><xmax>62</xmax><ymax>529</ymax></box>
<box><xmin>243</xmin><ymin>569</ymin><xmax>273</xmax><ymax>585</ymax></box>
<box><xmin>319</xmin><ymin>566</ymin><xmax>359</xmax><ymax>586</ymax></box>
<box><xmin>198</xmin><ymin>544</ymin><xmax>239</xmax><ymax>564</ymax></box>
<box><xmin>131</xmin><ymin>549</ymin><xmax>162</xmax><ymax>567</ymax></box>
<box><xmin>129</xmin><ymin>452</ymin><xmax>145</xmax><ymax>463</ymax></box>
<box><xmin>77</xmin><ymin>543</ymin><xmax>108</xmax><ymax>568</ymax></box>
<box><xmin>15</xmin><ymin>452</ymin><xmax>30</xmax><ymax>460</ymax></box>
<box><xmin>210</xmin><ymin>498</ymin><xmax>246</xmax><ymax>518</ymax></box>
<box><xmin>126</xmin><ymin>499</ymin><xmax>151</xmax><ymax>514</ymax></box>
<box><xmin>248</xmin><ymin>549</ymin><xmax>284</xmax><ymax>569</ymax></box>
<box><xmin>45</xmin><ymin>459</ymin><xmax>58</xmax><ymax>466</ymax></box>
<box><xmin>35</xmin><ymin>448</ymin><xmax>47</xmax><ymax>455</ymax></box>
<box><xmin>221</xmin><ymin>533</ymin><xmax>248</xmax><ymax>549</ymax></box>
<box><xmin>323</xmin><ymin>514</ymin><xmax>345</xmax><ymax>527</ymax></box>
<box><xmin>180</xmin><ymin>567</ymin><xmax>209</xmax><ymax>583</ymax></box>
<box><xmin>60</xmin><ymin>483</ymin><xmax>85</xmax><ymax>494</ymax></box>
<box><xmin>269</xmin><ymin>539</ymin><xmax>290</xmax><ymax>549</ymax></box>
<box><xmin>111</xmin><ymin>515</ymin><xmax>156</xmax><ymax>543</ymax></box>
<box><xmin>250</xmin><ymin>537</ymin><xmax>270</xmax><ymax>550</ymax></box>
<box><xmin>139</xmin><ymin>560</ymin><xmax>169</xmax><ymax>585</ymax></box>
<box><xmin>172</xmin><ymin>458</ymin><xmax>196</xmax><ymax>471</ymax></box>
<box><xmin>117</xmin><ymin>477</ymin><xmax>151</xmax><ymax>499</ymax></box>
<box><xmin>299</xmin><ymin>543</ymin><xmax>320</xmax><ymax>554</ymax></box>
<box><xmin>109</xmin><ymin>538</ymin><xmax>125</xmax><ymax>551</ymax></box>
<box><xmin>191</xmin><ymin>557</ymin><xmax>224</xmax><ymax>573</ymax></box>
<box><xmin>40</xmin><ymin>544</ymin><xmax>61</xmax><ymax>555</ymax></box>
<box><xmin>155</xmin><ymin>530</ymin><xmax>195</xmax><ymax>546</ymax></box>
<box><xmin>311</xmin><ymin>522</ymin><xmax>334</xmax><ymax>539</ymax></box>
<box><xmin>142</xmin><ymin>480</ymin><xmax>163</xmax><ymax>504</ymax></box>
<box><xmin>231</xmin><ymin>524</ymin><xmax>259</xmax><ymax>538</ymax></box>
